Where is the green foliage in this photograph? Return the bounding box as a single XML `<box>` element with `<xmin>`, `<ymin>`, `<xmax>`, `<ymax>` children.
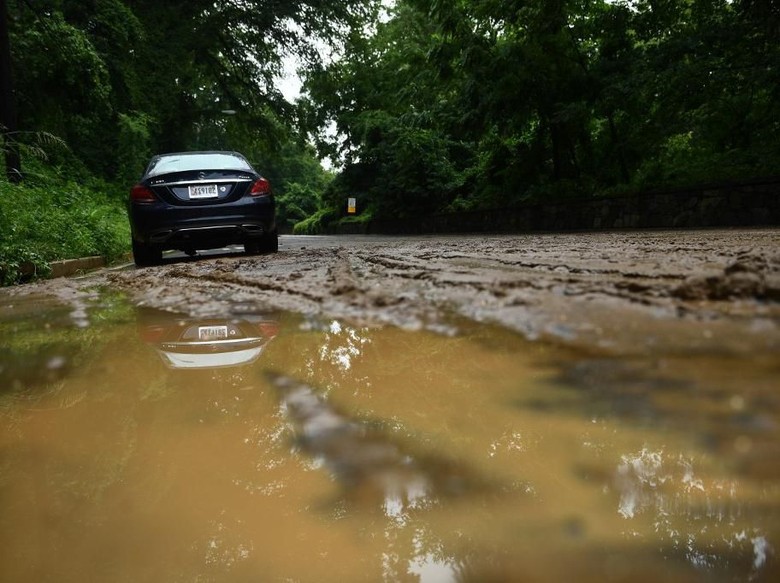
<box><xmin>337</xmin><ymin>211</ymin><xmax>374</xmax><ymax>227</ymax></box>
<box><xmin>0</xmin><ymin>244</ymin><xmax>50</xmax><ymax>286</ymax></box>
<box><xmin>6</xmin><ymin>0</ymin><xmax>374</xmax><ymax>180</ymax></box>
<box><xmin>235</xmin><ymin>133</ymin><xmax>332</xmax><ymax>232</ymax></box>
<box><xmin>277</xmin><ymin>182</ymin><xmax>323</xmax><ymax>231</ymax></box>
<box><xmin>300</xmin><ymin>0</ymin><xmax>780</xmax><ymax>226</ymax></box>
<box><xmin>0</xmin><ymin>125</ymin><xmax>68</xmax><ymax>167</ymax></box>
<box><xmin>5</xmin><ymin>0</ymin><xmax>777</xmax><ymax>241</ymax></box>
<box><xmin>11</xmin><ymin>8</ymin><xmax>114</xmax><ymax>174</ymax></box>
<box><xmin>0</xmin><ymin>177</ymin><xmax>129</xmax><ymax>285</ymax></box>
<box><xmin>115</xmin><ymin>112</ymin><xmax>152</xmax><ymax>185</ymax></box>
<box><xmin>302</xmin><ymin>2</ymin><xmax>469</xmax><ymax>221</ymax></box>
<box><xmin>293</xmin><ymin>207</ymin><xmax>339</xmax><ymax>235</ymax></box>
<box><xmin>2</xmin><ymin>0</ymin><xmax>371</xmax><ymax>274</ymax></box>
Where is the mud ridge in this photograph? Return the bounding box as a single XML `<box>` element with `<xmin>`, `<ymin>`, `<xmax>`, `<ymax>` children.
<box><xmin>9</xmin><ymin>230</ymin><xmax>779</xmax><ymax>355</ymax></box>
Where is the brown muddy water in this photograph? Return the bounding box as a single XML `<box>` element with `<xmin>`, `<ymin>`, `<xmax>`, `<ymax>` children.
<box><xmin>0</xmin><ymin>290</ymin><xmax>778</xmax><ymax>582</ymax></box>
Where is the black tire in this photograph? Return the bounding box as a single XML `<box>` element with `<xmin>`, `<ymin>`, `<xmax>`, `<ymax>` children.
<box><xmin>259</xmin><ymin>231</ymin><xmax>279</xmax><ymax>253</ymax></box>
<box><xmin>245</xmin><ymin>231</ymin><xmax>278</xmax><ymax>255</ymax></box>
<box><xmin>244</xmin><ymin>239</ymin><xmax>262</xmax><ymax>255</ymax></box>
<box><xmin>132</xmin><ymin>239</ymin><xmax>162</xmax><ymax>267</ymax></box>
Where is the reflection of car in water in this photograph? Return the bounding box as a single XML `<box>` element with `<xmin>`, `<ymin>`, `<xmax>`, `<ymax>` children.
<box><xmin>138</xmin><ymin>308</ymin><xmax>279</xmax><ymax>369</ymax></box>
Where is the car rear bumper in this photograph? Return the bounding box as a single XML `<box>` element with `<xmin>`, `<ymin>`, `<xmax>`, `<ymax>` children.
<box><xmin>129</xmin><ymin>197</ymin><xmax>276</xmax><ymax>249</ymax></box>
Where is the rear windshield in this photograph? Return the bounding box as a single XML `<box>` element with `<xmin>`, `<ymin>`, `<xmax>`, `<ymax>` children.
<box><xmin>145</xmin><ymin>153</ymin><xmax>253</xmax><ymax>177</ymax></box>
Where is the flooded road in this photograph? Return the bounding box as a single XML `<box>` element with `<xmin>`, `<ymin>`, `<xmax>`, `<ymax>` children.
<box><xmin>1</xmin><ymin>283</ymin><xmax>778</xmax><ymax>581</ymax></box>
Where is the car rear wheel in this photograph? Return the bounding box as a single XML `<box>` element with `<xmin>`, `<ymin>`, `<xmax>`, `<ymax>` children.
<box><xmin>244</xmin><ymin>239</ymin><xmax>261</xmax><ymax>255</ymax></box>
<box><xmin>245</xmin><ymin>231</ymin><xmax>278</xmax><ymax>255</ymax></box>
<box><xmin>132</xmin><ymin>240</ymin><xmax>162</xmax><ymax>267</ymax></box>
<box><xmin>260</xmin><ymin>231</ymin><xmax>278</xmax><ymax>253</ymax></box>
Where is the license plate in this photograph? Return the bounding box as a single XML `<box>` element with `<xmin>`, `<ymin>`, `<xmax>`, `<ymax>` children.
<box><xmin>198</xmin><ymin>325</ymin><xmax>228</xmax><ymax>341</ymax></box>
<box><xmin>188</xmin><ymin>184</ymin><xmax>219</xmax><ymax>199</ymax></box>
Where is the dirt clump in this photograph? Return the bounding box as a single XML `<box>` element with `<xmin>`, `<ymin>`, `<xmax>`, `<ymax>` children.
<box><xmin>673</xmin><ymin>253</ymin><xmax>780</xmax><ymax>301</ymax></box>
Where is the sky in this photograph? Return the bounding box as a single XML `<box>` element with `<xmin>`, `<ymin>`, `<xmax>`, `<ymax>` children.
<box><xmin>277</xmin><ymin>0</ymin><xmax>395</xmax><ymax>103</ymax></box>
<box><xmin>274</xmin><ymin>1</ymin><xmax>396</xmax><ymax>168</ymax></box>
<box><xmin>278</xmin><ymin>53</ymin><xmax>303</xmax><ymax>103</ymax></box>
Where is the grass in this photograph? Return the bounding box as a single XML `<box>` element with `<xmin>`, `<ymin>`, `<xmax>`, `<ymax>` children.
<box><xmin>0</xmin><ymin>173</ymin><xmax>130</xmax><ymax>285</ymax></box>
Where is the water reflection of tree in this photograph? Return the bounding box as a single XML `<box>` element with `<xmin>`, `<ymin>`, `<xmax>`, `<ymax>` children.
<box><xmin>257</xmin><ymin>318</ymin><xmax>780</xmax><ymax>581</ymax></box>
<box><xmin>615</xmin><ymin>447</ymin><xmax>773</xmax><ymax>577</ymax></box>
<box><xmin>287</xmin><ymin>318</ymin><xmax>374</xmax><ymax>397</ymax></box>
<box><xmin>277</xmin><ymin>317</ymin><xmax>499</xmax><ymax>412</ymax></box>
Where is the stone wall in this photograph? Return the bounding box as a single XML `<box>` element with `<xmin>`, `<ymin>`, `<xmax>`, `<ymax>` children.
<box><xmin>334</xmin><ymin>177</ymin><xmax>779</xmax><ymax>235</ymax></box>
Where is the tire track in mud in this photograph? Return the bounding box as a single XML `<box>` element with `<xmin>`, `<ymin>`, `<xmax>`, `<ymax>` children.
<box><xmin>355</xmin><ymin>249</ymin><xmax>677</xmax><ymax>316</ymax></box>
<box><xmin>100</xmin><ymin>253</ymin><xmax>335</xmax><ymax>316</ymax></box>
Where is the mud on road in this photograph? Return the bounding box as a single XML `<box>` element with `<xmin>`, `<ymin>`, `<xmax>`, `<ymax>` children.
<box><xmin>15</xmin><ymin>229</ymin><xmax>780</xmax><ymax>356</ymax></box>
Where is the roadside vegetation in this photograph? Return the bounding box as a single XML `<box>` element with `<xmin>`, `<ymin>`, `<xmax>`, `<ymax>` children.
<box><xmin>0</xmin><ymin>289</ymin><xmax>135</xmax><ymax>413</ymax></box>
<box><xmin>0</xmin><ymin>0</ymin><xmax>355</xmax><ymax>284</ymax></box>
<box><xmin>1</xmin><ymin>1</ymin><xmax>777</xmax><ymax>282</ymax></box>
<box><xmin>0</xmin><ymin>166</ymin><xmax>129</xmax><ymax>284</ymax></box>
<box><xmin>300</xmin><ymin>0</ymin><xmax>779</xmax><ymax>226</ymax></box>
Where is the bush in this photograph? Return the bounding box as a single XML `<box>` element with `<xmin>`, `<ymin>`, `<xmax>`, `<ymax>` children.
<box><xmin>292</xmin><ymin>207</ymin><xmax>339</xmax><ymax>235</ymax></box>
<box><xmin>0</xmin><ymin>178</ymin><xmax>129</xmax><ymax>285</ymax></box>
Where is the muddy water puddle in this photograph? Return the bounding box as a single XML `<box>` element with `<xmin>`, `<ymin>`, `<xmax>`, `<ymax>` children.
<box><xmin>1</xmin><ymin>292</ymin><xmax>778</xmax><ymax>582</ymax></box>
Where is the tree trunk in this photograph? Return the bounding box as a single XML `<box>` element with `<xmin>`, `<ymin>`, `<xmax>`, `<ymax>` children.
<box><xmin>0</xmin><ymin>0</ymin><xmax>21</xmax><ymax>183</ymax></box>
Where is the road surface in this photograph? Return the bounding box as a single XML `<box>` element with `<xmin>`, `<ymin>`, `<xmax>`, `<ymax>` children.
<box><xmin>15</xmin><ymin>229</ymin><xmax>779</xmax><ymax>356</ymax></box>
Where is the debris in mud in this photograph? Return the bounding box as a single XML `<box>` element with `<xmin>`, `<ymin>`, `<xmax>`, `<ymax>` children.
<box><xmin>672</xmin><ymin>254</ymin><xmax>780</xmax><ymax>301</ymax></box>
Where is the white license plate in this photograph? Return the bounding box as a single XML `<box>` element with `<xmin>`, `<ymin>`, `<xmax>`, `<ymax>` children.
<box><xmin>198</xmin><ymin>325</ymin><xmax>228</xmax><ymax>341</ymax></box>
<box><xmin>188</xmin><ymin>184</ymin><xmax>219</xmax><ymax>199</ymax></box>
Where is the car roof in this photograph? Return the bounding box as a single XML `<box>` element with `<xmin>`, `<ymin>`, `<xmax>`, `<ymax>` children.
<box><xmin>151</xmin><ymin>150</ymin><xmax>247</xmax><ymax>160</ymax></box>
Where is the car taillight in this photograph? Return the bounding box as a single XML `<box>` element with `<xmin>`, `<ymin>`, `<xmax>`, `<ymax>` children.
<box><xmin>249</xmin><ymin>178</ymin><xmax>271</xmax><ymax>196</ymax></box>
<box><xmin>130</xmin><ymin>184</ymin><xmax>156</xmax><ymax>203</ymax></box>
<box><xmin>139</xmin><ymin>325</ymin><xmax>166</xmax><ymax>343</ymax></box>
<box><xmin>255</xmin><ymin>322</ymin><xmax>280</xmax><ymax>338</ymax></box>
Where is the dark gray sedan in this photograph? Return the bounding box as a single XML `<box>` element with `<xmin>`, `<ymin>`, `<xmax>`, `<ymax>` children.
<box><xmin>128</xmin><ymin>151</ymin><xmax>277</xmax><ymax>266</ymax></box>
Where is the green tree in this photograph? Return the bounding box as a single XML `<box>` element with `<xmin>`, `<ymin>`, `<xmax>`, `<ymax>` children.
<box><xmin>300</xmin><ymin>0</ymin><xmax>780</xmax><ymax>226</ymax></box>
<box><xmin>303</xmin><ymin>1</ymin><xmax>465</xmax><ymax>219</ymax></box>
<box><xmin>0</xmin><ymin>0</ymin><xmax>21</xmax><ymax>181</ymax></box>
<box><xmin>6</xmin><ymin>0</ymin><xmax>376</xmax><ymax>182</ymax></box>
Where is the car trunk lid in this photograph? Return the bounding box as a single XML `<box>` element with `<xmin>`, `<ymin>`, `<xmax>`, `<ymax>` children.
<box><xmin>146</xmin><ymin>170</ymin><xmax>254</xmax><ymax>205</ymax></box>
